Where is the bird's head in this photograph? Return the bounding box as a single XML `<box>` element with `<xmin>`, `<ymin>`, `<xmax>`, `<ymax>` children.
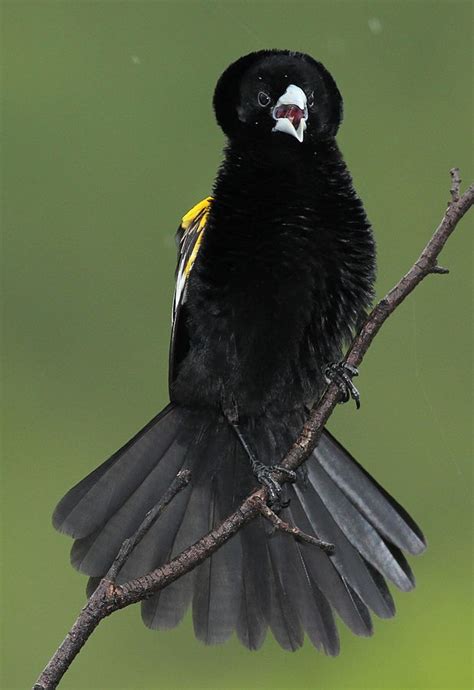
<box><xmin>213</xmin><ymin>50</ymin><xmax>343</xmax><ymax>148</ymax></box>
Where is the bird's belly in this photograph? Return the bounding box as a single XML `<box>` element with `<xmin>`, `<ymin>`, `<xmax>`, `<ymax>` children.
<box><xmin>173</xmin><ymin>273</ymin><xmax>320</xmax><ymax>417</ymax></box>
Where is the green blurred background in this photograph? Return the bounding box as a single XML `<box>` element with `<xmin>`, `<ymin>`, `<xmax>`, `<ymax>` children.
<box><xmin>1</xmin><ymin>1</ymin><xmax>472</xmax><ymax>689</ymax></box>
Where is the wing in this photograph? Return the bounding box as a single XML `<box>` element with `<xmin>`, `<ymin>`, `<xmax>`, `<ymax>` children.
<box><xmin>169</xmin><ymin>196</ymin><xmax>212</xmax><ymax>389</ymax></box>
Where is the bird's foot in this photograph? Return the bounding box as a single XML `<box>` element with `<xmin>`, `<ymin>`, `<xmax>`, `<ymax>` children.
<box><xmin>229</xmin><ymin>417</ymin><xmax>297</xmax><ymax>509</ymax></box>
<box><xmin>325</xmin><ymin>361</ymin><xmax>361</xmax><ymax>409</ymax></box>
<box><xmin>252</xmin><ymin>461</ymin><xmax>296</xmax><ymax>510</ymax></box>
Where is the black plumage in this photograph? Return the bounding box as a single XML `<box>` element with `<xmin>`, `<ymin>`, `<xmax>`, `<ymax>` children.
<box><xmin>53</xmin><ymin>49</ymin><xmax>425</xmax><ymax>652</ymax></box>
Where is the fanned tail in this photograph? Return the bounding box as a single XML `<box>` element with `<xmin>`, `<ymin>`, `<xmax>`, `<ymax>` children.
<box><xmin>53</xmin><ymin>405</ymin><xmax>426</xmax><ymax>652</ymax></box>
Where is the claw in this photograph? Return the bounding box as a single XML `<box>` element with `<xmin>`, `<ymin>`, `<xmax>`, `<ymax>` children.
<box><xmin>229</xmin><ymin>420</ymin><xmax>296</xmax><ymax>508</ymax></box>
<box><xmin>253</xmin><ymin>462</ymin><xmax>280</xmax><ymax>502</ymax></box>
<box><xmin>325</xmin><ymin>362</ymin><xmax>361</xmax><ymax>409</ymax></box>
<box><xmin>272</xmin><ymin>465</ymin><xmax>297</xmax><ymax>483</ymax></box>
<box><xmin>252</xmin><ymin>461</ymin><xmax>294</xmax><ymax>508</ymax></box>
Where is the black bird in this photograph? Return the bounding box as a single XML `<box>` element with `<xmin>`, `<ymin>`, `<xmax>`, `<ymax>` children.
<box><xmin>53</xmin><ymin>50</ymin><xmax>426</xmax><ymax>653</ymax></box>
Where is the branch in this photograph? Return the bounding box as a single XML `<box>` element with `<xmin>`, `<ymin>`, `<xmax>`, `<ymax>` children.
<box><xmin>107</xmin><ymin>470</ymin><xmax>191</xmax><ymax>581</ymax></box>
<box><xmin>450</xmin><ymin>166</ymin><xmax>461</xmax><ymax>202</ymax></box>
<box><xmin>34</xmin><ymin>170</ymin><xmax>474</xmax><ymax>689</ymax></box>
<box><xmin>33</xmin><ymin>471</ymin><xmax>191</xmax><ymax>690</ymax></box>
<box><xmin>259</xmin><ymin>502</ymin><xmax>335</xmax><ymax>553</ymax></box>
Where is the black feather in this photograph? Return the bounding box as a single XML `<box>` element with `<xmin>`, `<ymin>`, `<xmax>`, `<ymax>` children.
<box><xmin>276</xmin><ymin>517</ymin><xmax>340</xmax><ymax>655</ymax></box>
<box><xmin>192</xmin><ymin>430</ymin><xmax>243</xmax><ymax>644</ymax></box>
<box><xmin>236</xmin><ymin>520</ymin><xmax>270</xmax><ymax>650</ymax></box>
<box><xmin>288</xmin><ymin>493</ymin><xmax>373</xmax><ymax>637</ymax></box>
<box><xmin>318</xmin><ymin>431</ymin><xmax>426</xmax><ymax>554</ymax></box>
<box><xmin>306</xmin><ymin>461</ymin><xmax>415</xmax><ymax>591</ymax></box>
<box><xmin>294</xmin><ymin>482</ymin><xmax>395</xmax><ymax>618</ymax></box>
<box><xmin>53</xmin><ymin>405</ymin><xmax>179</xmax><ymax>539</ymax></box>
<box><xmin>266</xmin><ymin>532</ymin><xmax>304</xmax><ymax>651</ymax></box>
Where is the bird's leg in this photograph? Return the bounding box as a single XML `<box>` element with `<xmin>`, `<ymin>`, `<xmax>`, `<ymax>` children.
<box><xmin>325</xmin><ymin>361</ymin><xmax>361</xmax><ymax>409</ymax></box>
<box><xmin>227</xmin><ymin>415</ymin><xmax>296</xmax><ymax>507</ymax></box>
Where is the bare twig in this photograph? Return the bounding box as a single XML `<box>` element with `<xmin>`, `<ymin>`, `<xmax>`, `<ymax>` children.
<box><xmin>259</xmin><ymin>502</ymin><xmax>335</xmax><ymax>553</ymax></box>
<box><xmin>33</xmin><ymin>171</ymin><xmax>474</xmax><ymax>690</ymax></box>
<box><xmin>450</xmin><ymin>166</ymin><xmax>461</xmax><ymax>202</ymax></box>
<box><xmin>107</xmin><ymin>469</ymin><xmax>191</xmax><ymax>581</ymax></box>
<box><xmin>428</xmin><ymin>265</ymin><xmax>449</xmax><ymax>275</ymax></box>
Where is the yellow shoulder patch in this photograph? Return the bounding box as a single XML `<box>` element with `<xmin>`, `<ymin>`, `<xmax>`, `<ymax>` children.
<box><xmin>180</xmin><ymin>197</ymin><xmax>213</xmax><ymax>279</ymax></box>
<box><xmin>181</xmin><ymin>196</ymin><xmax>213</xmax><ymax>232</ymax></box>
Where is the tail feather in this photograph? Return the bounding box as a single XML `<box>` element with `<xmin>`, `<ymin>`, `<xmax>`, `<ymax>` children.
<box><xmin>361</xmin><ymin>559</ymin><xmax>397</xmax><ymax>612</ymax></box>
<box><xmin>385</xmin><ymin>543</ymin><xmax>415</xmax><ymax>588</ymax></box>
<box><xmin>53</xmin><ymin>405</ymin><xmax>180</xmax><ymax>539</ymax></box>
<box><xmin>192</xmin><ymin>427</ymin><xmax>243</xmax><ymax>644</ymax></box>
<box><xmin>145</xmin><ymin>424</ymin><xmax>242</xmax><ymax>637</ymax></box>
<box><xmin>116</xmin><ymin>482</ymin><xmax>193</xmax><ymax>583</ymax></box>
<box><xmin>318</xmin><ymin>432</ymin><xmax>426</xmax><ymax>554</ymax></box>
<box><xmin>53</xmin><ymin>405</ymin><xmax>425</xmax><ymax>653</ymax></box>
<box><xmin>294</xmin><ymin>482</ymin><xmax>396</xmax><ymax>618</ymax></box>
<box><xmin>113</xmin><ymin>422</ymin><xmax>211</xmax><ymax>586</ymax></box>
<box><xmin>288</xmin><ymin>495</ymin><xmax>373</xmax><ymax>637</ymax></box>
<box><xmin>192</xmin><ymin>522</ymin><xmax>242</xmax><ymax>644</ymax></box>
<box><xmin>140</xmin><ymin>481</ymin><xmax>208</xmax><ymax>629</ymax></box>
<box><xmin>280</xmin><ymin>527</ymin><xmax>340</xmax><ymax>655</ymax></box>
<box><xmin>303</xmin><ymin>570</ymin><xmax>340</xmax><ymax>655</ymax></box>
<box><xmin>306</xmin><ymin>462</ymin><xmax>415</xmax><ymax>592</ymax></box>
<box><xmin>70</xmin><ymin>438</ymin><xmax>190</xmax><ymax>575</ymax></box>
<box><xmin>236</xmin><ymin>521</ymin><xmax>270</xmax><ymax>650</ymax></box>
<box><xmin>246</xmin><ymin>424</ymin><xmax>306</xmax><ymax>650</ymax></box>
<box><xmin>266</xmin><ymin>535</ymin><xmax>304</xmax><ymax>651</ymax></box>
<box><xmin>139</xmin><ymin>425</ymin><xmax>214</xmax><ymax>628</ymax></box>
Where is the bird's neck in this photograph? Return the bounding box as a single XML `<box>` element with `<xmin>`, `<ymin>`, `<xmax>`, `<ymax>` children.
<box><xmin>212</xmin><ymin>138</ymin><xmax>344</xmax><ymax>218</ymax></box>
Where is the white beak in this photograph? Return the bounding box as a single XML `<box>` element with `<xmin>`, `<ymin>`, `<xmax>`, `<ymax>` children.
<box><xmin>272</xmin><ymin>84</ymin><xmax>308</xmax><ymax>143</ymax></box>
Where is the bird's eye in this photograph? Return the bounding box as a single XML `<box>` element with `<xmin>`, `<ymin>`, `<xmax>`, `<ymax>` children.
<box><xmin>307</xmin><ymin>91</ymin><xmax>315</xmax><ymax>107</ymax></box>
<box><xmin>257</xmin><ymin>91</ymin><xmax>271</xmax><ymax>107</ymax></box>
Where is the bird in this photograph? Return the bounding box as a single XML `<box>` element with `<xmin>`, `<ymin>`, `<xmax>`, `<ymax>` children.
<box><xmin>53</xmin><ymin>49</ymin><xmax>426</xmax><ymax>654</ymax></box>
